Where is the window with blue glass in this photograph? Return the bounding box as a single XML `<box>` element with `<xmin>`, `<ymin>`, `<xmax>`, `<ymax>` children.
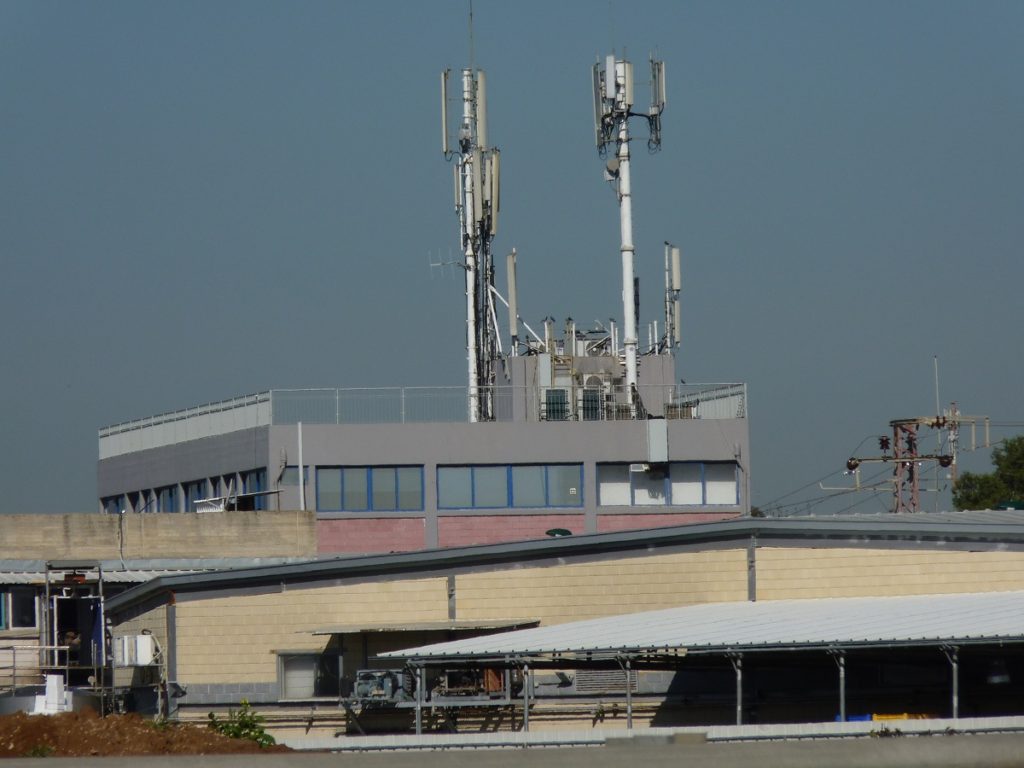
<box><xmin>184</xmin><ymin>479</ymin><xmax>208</xmax><ymax>512</ymax></box>
<box><xmin>155</xmin><ymin>485</ymin><xmax>179</xmax><ymax>513</ymax></box>
<box><xmin>243</xmin><ymin>469</ymin><xmax>268</xmax><ymax>511</ymax></box>
<box><xmin>437</xmin><ymin>464</ymin><xmax>583</xmax><ymax>509</ymax></box>
<box><xmin>316</xmin><ymin>466</ymin><xmax>423</xmax><ymax>511</ymax></box>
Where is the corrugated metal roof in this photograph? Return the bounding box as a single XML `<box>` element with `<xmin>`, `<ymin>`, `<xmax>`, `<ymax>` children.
<box><xmin>106</xmin><ymin>511</ymin><xmax>1024</xmax><ymax>615</ymax></box>
<box><xmin>382</xmin><ymin>591</ymin><xmax>1024</xmax><ymax>661</ymax></box>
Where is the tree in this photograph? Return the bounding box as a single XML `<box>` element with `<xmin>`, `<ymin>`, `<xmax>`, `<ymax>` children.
<box><xmin>953</xmin><ymin>435</ymin><xmax>1024</xmax><ymax>510</ymax></box>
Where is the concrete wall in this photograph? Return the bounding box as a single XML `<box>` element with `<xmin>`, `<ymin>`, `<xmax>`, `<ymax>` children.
<box><xmin>0</xmin><ymin>510</ymin><xmax>317</xmax><ymax>560</ymax></box>
<box><xmin>98</xmin><ymin>426</ymin><xmax>270</xmax><ymax>501</ymax></box>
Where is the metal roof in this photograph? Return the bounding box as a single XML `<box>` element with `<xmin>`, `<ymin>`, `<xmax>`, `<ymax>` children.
<box><xmin>382</xmin><ymin>591</ymin><xmax>1024</xmax><ymax>662</ymax></box>
<box><xmin>105</xmin><ymin>510</ymin><xmax>1024</xmax><ymax>616</ymax></box>
<box><xmin>308</xmin><ymin>619</ymin><xmax>539</xmax><ymax>635</ymax></box>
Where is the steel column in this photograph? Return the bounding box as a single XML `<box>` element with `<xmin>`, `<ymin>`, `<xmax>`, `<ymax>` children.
<box><xmin>522</xmin><ymin>662</ymin><xmax>530</xmax><ymax>732</ymax></box>
<box><xmin>730</xmin><ymin>654</ymin><xmax>743</xmax><ymax>725</ymax></box>
<box><xmin>944</xmin><ymin>647</ymin><xmax>960</xmax><ymax>719</ymax></box>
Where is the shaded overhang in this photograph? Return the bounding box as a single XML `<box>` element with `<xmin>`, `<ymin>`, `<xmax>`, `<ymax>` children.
<box><xmin>381</xmin><ymin>590</ymin><xmax>1024</xmax><ymax>665</ymax></box>
<box><xmin>308</xmin><ymin>619</ymin><xmax>539</xmax><ymax>635</ymax></box>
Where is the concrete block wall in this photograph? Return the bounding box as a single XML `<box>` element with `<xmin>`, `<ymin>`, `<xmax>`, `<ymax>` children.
<box><xmin>173</xmin><ymin>578</ymin><xmax>449</xmax><ymax>684</ymax></box>
<box><xmin>0</xmin><ymin>511</ymin><xmax>317</xmax><ymax>560</ymax></box>
<box><xmin>455</xmin><ymin>549</ymin><xmax>749</xmax><ymax>623</ymax></box>
<box><xmin>757</xmin><ymin>548</ymin><xmax>1024</xmax><ymax>599</ymax></box>
<box><xmin>110</xmin><ymin>602</ymin><xmax>168</xmax><ymax>688</ymax></box>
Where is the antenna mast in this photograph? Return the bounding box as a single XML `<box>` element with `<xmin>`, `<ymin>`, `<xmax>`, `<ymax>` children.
<box><xmin>441</xmin><ymin>30</ymin><xmax>501</xmax><ymax>422</ymax></box>
<box><xmin>593</xmin><ymin>54</ymin><xmax>666</xmax><ymax>412</ymax></box>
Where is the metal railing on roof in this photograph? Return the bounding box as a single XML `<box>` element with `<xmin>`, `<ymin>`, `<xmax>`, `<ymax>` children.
<box><xmin>98</xmin><ymin>384</ymin><xmax>746</xmax><ymax>458</ymax></box>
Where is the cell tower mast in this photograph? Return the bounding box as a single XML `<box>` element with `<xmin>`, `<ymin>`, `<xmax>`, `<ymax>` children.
<box><xmin>593</xmin><ymin>54</ymin><xmax>666</xmax><ymax>410</ymax></box>
<box><xmin>441</xmin><ymin>63</ymin><xmax>501</xmax><ymax>422</ymax></box>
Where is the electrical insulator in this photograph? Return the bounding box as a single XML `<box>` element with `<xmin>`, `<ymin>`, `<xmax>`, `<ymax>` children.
<box><xmin>846</xmin><ymin>458</ymin><xmax>860</xmax><ymax>472</ymax></box>
<box><xmin>879</xmin><ymin>437</ymin><xmax>891</xmax><ymax>451</ymax></box>
<box><xmin>938</xmin><ymin>455</ymin><xmax>953</xmax><ymax>468</ymax></box>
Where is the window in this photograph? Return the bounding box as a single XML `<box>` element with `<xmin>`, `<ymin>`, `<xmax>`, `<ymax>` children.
<box><xmin>184</xmin><ymin>479</ymin><xmax>208</xmax><ymax>511</ymax></box>
<box><xmin>438</xmin><ymin>464</ymin><xmax>583</xmax><ymax>509</ymax></box>
<box><xmin>598</xmin><ymin>462</ymin><xmax>739</xmax><ymax>506</ymax></box>
<box><xmin>243</xmin><ymin>469</ymin><xmax>268</xmax><ymax>511</ymax></box>
<box><xmin>281</xmin><ymin>466</ymin><xmax>309</xmax><ymax>486</ymax></box>
<box><xmin>278</xmin><ymin>652</ymin><xmax>341</xmax><ymax>699</ymax></box>
<box><xmin>704</xmin><ymin>463</ymin><xmax>739</xmax><ymax>505</ymax></box>
<box><xmin>101</xmin><ymin>495</ymin><xmax>122</xmax><ymax>515</ymax></box>
<box><xmin>316</xmin><ymin>466</ymin><xmax>423</xmax><ymax>512</ymax></box>
<box><xmin>1</xmin><ymin>588</ymin><xmax>38</xmax><ymax>630</ymax></box>
<box><xmin>155</xmin><ymin>485</ymin><xmax>178</xmax><ymax>513</ymax></box>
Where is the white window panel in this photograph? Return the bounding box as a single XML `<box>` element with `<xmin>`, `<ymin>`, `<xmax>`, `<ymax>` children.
<box><xmin>598</xmin><ymin>464</ymin><xmax>631</xmax><ymax>506</ymax></box>
<box><xmin>705</xmin><ymin>463</ymin><xmax>739</xmax><ymax>505</ymax></box>
<box><xmin>670</xmin><ymin>463</ymin><xmax>703</xmax><ymax>505</ymax></box>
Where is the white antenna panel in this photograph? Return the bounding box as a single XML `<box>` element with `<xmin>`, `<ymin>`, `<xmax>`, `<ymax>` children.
<box><xmin>489</xmin><ymin>151</ymin><xmax>500</xmax><ymax>236</ymax></box>
<box><xmin>472</xmin><ymin>149</ymin><xmax>483</xmax><ymax>224</ymax></box>
<box><xmin>476</xmin><ymin>70</ymin><xmax>488</xmax><ymax>149</ymax></box>
<box><xmin>441</xmin><ymin>70</ymin><xmax>450</xmax><ymax>154</ymax></box>
<box><xmin>453</xmin><ymin>163</ymin><xmax>460</xmax><ymax>209</ymax></box>
<box><xmin>673</xmin><ymin>300</ymin><xmax>682</xmax><ymax>344</ymax></box>
<box><xmin>621</xmin><ymin>61</ymin><xmax>634</xmax><ymax>109</ymax></box>
<box><xmin>651</xmin><ymin>59</ymin><xmax>666</xmax><ymax>112</ymax></box>
<box><xmin>605</xmin><ymin>54</ymin><xmax>616</xmax><ymax>101</ymax></box>
<box><xmin>671</xmin><ymin>246</ymin><xmax>681</xmax><ymax>290</ymax></box>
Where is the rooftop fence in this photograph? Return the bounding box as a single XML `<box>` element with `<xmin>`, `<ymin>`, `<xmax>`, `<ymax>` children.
<box><xmin>99</xmin><ymin>384</ymin><xmax>746</xmax><ymax>459</ymax></box>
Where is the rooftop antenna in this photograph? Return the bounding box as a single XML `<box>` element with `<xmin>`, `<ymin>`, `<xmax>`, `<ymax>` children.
<box><xmin>593</xmin><ymin>52</ymin><xmax>666</xmax><ymax>414</ymax></box>
<box><xmin>663</xmin><ymin>241</ymin><xmax>682</xmax><ymax>351</ymax></box>
<box><xmin>441</xmin><ymin>3</ymin><xmax>502</xmax><ymax>422</ymax></box>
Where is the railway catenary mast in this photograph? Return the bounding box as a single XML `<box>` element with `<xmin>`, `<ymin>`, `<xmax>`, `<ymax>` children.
<box><xmin>441</xmin><ymin>66</ymin><xmax>501</xmax><ymax>423</ymax></box>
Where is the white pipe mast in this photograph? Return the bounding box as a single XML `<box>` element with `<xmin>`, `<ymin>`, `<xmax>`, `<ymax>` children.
<box><xmin>593</xmin><ymin>54</ymin><xmax>666</xmax><ymax>412</ymax></box>
<box><xmin>442</xmin><ymin>65</ymin><xmax>501</xmax><ymax>422</ymax></box>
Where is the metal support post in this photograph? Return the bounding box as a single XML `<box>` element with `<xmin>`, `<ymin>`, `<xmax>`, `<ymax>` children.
<box><xmin>832</xmin><ymin>650</ymin><xmax>846</xmax><ymax>722</ymax></box>
<box><xmin>943</xmin><ymin>647</ymin><xmax>959</xmax><ymax>719</ymax></box>
<box><xmin>618</xmin><ymin>656</ymin><xmax>634</xmax><ymax>730</ymax></box>
<box><xmin>522</xmin><ymin>662</ymin><xmax>530</xmax><ymax>731</ymax></box>
<box><xmin>414</xmin><ymin>665</ymin><xmax>424</xmax><ymax>735</ymax></box>
<box><xmin>729</xmin><ymin>654</ymin><xmax>743</xmax><ymax>725</ymax></box>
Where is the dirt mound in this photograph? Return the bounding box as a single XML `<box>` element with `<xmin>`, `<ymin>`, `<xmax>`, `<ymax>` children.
<box><xmin>0</xmin><ymin>709</ymin><xmax>290</xmax><ymax>758</ymax></box>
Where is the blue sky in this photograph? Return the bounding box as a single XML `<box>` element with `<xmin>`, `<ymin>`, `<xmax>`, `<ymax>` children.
<box><xmin>1</xmin><ymin>0</ymin><xmax>1021</xmax><ymax>513</ymax></box>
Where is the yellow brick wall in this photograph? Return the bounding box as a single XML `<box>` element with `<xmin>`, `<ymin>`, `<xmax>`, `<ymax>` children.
<box><xmin>757</xmin><ymin>547</ymin><xmax>1024</xmax><ymax>599</ymax></box>
<box><xmin>110</xmin><ymin>603</ymin><xmax>167</xmax><ymax>687</ymax></box>
<box><xmin>174</xmin><ymin>578</ymin><xmax>449</xmax><ymax>683</ymax></box>
<box><xmin>456</xmin><ymin>549</ymin><xmax>749</xmax><ymax>624</ymax></box>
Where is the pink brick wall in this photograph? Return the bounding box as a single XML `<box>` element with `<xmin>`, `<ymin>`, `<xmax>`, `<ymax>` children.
<box><xmin>596</xmin><ymin>512</ymin><xmax>740</xmax><ymax>533</ymax></box>
<box><xmin>317</xmin><ymin>518</ymin><xmax>426</xmax><ymax>554</ymax></box>
<box><xmin>438</xmin><ymin>515</ymin><xmax>586</xmax><ymax>548</ymax></box>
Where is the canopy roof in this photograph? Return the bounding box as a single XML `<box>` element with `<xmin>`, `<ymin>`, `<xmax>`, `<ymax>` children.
<box><xmin>382</xmin><ymin>590</ymin><xmax>1024</xmax><ymax>663</ymax></box>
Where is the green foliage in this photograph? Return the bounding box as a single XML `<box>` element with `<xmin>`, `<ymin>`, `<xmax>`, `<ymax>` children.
<box><xmin>953</xmin><ymin>436</ymin><xmax>1024</xmax><ymax>510</ymax></box>
<box><xmin>207</xmin><ymin>700</ymin><xmax>276</xmax><ymax>748</ymax></box>
<box><xmin>24</xmin><ymin>744</ymin><xmax>54</xmax><ymax>757</ymax></box>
